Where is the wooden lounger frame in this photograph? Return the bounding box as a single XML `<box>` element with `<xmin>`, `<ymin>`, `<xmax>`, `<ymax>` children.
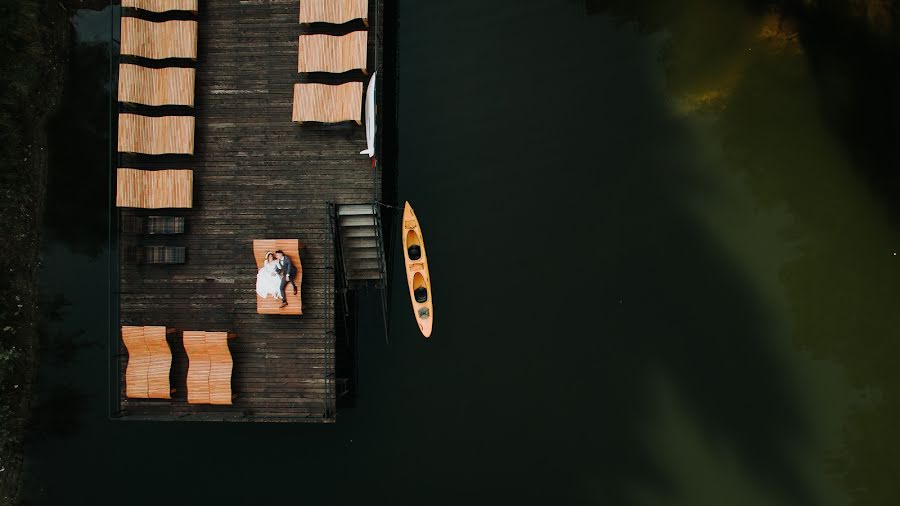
<box><xmin>118</xmin><ymin>114</ymin><xmax>195</xmax><ymax>155</ymax></box>
<box><xmin>117</xmin><ymin>168</ymin><xmax>193</xmax><ymax>208</ymax></box>
<box><xmin>120</xmin><ymin>18</ymin><xmax>198</xmax><ymax>60</ymax></box>
<box><xmin>184</xmin><ymin>331</ymin><xmax>236</xmax><ymax>405</ymax></box>
<box><xmin>118</xmin><ymin>64</ymin><xmax>196</xmax><ymax>107</ymax></box>
<box><xmin>298</xmin><ymin>31</ymin><xmax>368</xmax><ymax>74</ymax></box>
<box><xmin>292</xmin><ymin>82</ymin><xmax>363</xmax><ymax>124</ymax></box>
<box><xmin>122</xmin><ymin>326</ymin><xmax>174</xmax><ymax>399</ymax></box>
<box><xmin>253</xmin><ymin>239</ymin><xmax>303</xmax><ymax>315</ymax></box>
<box><xmin>299</xmin><ymin>0</ymin><xmax>368</xmax><ymax>25</ymax></box>
<box><xmin>122</xmin><ymin>0</ymin><xmax>198</xmax><ymax>13</ymax></box>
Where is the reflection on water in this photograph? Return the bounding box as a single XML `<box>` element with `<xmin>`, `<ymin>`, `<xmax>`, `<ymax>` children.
<box><xmin>24</xmin><ymin>1</ymin><xmax>898</xmax><ymax>505</ymax></box>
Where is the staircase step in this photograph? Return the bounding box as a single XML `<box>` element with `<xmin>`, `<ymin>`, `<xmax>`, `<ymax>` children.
<box><xmin>340</xmin><ymin>215</ymin><xmax>376</xmax><ymax>227</ymax></box>
<box><xmin>347</xmin><ymin>258</ymin><xmax>381</xmax><ymax>271</ymax></box>
<box><xmin>337</xmin><ymin>204</ymin><xmax>375</xmax><ymax>216</ymax></box>
<box><xmin>342</xmin><ymin>237</ymin><xmax>377</xmax><ymax>249</ymax></box>
<box><xmin>342</xmin><ymin>227</ymin><xmax>377</xmax><ymax>238</ymax></box>
<box><xmin>345</xmin><ymin>248</ymin><xmax>380</xmax><ymax>260</ymax></box>
<box><xmin>349</xmin><ymin>278</ymin><xmax>382</xmax><ymax>289</ymax></box>
<box><xmin>347</xmin><ymin>268</ymin><xmax>382</xmax><ymax>280</ymax></box>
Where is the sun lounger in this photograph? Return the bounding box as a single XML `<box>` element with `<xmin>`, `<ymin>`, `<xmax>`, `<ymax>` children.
<box><xmin>298</xmin><ymin>31</ymin><xmax>368</xmax><ymax>74</ymax></box>
<box><xmin>116</xmin><ymin>169</ymin><xmax>193</xmax><ymax>208</ymax></box>
<box><xmin>120</xmin><ymin>18</ymin><xmax>198</xmax><ymax>60</ymax></box>
<box><xmin>299</xmin><ymin>0</ymin><xmax>368</xmax><ymax>25</ymax></box>
<box><xmin>253</xmin><ymin>239</ymin><xmax>303</xmax><ymax>315</ymax></box>
<box><xmin>184</xmin><ymin>331</ymin><xmax>235</xmax><ymax>405</ymax></box>
<box><xmin>118</xmin><ymin>64</ymin><xmax>196</xmax><ymax>107</ymax></box>
<box><xmin>122</xmin><ymin>326</ymin><xmax>174</xmax><ymax>399</ymax></box>
<box><xmin>122</xmin><ymin>0</ymin><xmax>198</xmax><ymax>13</ymax></box>
<box><xmin>118</xmin><ymin>114</ymin><xmax>195</xmax><ymax>155</ymax></box>
<box><xmin>292</xmin><ymin>82</ymin><xmax>363</xmax><ymax>124</ymax></box>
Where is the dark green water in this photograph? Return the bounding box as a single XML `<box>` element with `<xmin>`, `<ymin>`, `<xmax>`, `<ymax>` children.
<box><xmin>24</xmin><ymin>1</ymin><xmax>899</xmax><ymax>504</ymax></box>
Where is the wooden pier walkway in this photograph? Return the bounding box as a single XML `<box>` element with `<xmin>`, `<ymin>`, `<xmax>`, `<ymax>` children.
<box><xmin>114</xmin><ymin>0</ymin><xmax>383</xmax><ymax>422</ymax></box>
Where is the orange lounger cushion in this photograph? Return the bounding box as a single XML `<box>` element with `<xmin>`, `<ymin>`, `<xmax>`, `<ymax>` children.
<box><xmin>253</xmin><ymin>239</ymin><xmax>303</xmax><ymax>315</ymax></box>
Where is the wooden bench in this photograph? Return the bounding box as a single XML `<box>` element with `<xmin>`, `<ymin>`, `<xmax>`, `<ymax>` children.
<box><xmin>253</xmin><ymin>239</ymin><xmax>303</xmax><ymax>315</ymax></box>
<box><xmin>118</xmin><ymin>64</ymin><xmax>196</xmax><ymax>107</ymax></box>
<box><xmin>122</xmin><ymin>326</ymin><xmax>174</xmax><ymax>399</ymax></box>
<box><xmin>184</xmin><ymin>331</ymin><xmax>236</xmax><ymax>405</ymax></box>
<box><xmin>122</xmin><ymin>0</ymin><xmax>198</xmax><ymax>13</ymax></box>
<box><xmin>120</xmin><ymin>18</ymin><xmax>198</xmax><ymax>60</ymax></box>
<box><xmin>299</xmin><ymin>0</ymin><xmax>368</xmax><ymax>25</ymax></box>
<box><xmin>118</xmin><ymin>114</ymin><xmax>195</xmax><ymax>155</ymax></box>
<box><xmin>298</xmin><ymin>31</ymin><xmax>368</xmax><ymax>74</ymax></box>
<box><xmin>116</xmin><ymin>169</ymin><xmax>193</xmax><ymax>208</ymax></box>
<box><xmin>292</xmin><ymin>82</ymin><xmax>363</xmax><ymax>124</ymax></box>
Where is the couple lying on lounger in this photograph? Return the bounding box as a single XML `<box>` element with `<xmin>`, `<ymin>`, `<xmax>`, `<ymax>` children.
<box><xmin>255</xmin><ymin>250</ymin><xmax>297</xmax><ymax>308</ymax></box>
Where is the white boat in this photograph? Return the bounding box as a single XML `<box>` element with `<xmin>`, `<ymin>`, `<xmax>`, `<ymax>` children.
<box><xmin>360</xmin><ymin>71</ymin><xmax>377</xmax><ymax>157</ymax></box>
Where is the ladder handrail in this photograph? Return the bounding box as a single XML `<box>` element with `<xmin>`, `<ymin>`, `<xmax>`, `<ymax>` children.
<box><xmin>329</xmin><ymin>203</ymin><xmax>352</xmax><ymax>347</ymax></box>
<box><xmin>373</xmin><ymin>203</ymin><xmax>390</xmax><ymax>344</ymax></box>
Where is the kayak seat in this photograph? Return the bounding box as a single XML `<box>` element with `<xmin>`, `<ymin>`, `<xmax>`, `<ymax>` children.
<box><xmin>414</xmin><ymin>286</ymin><xmax>428</xmax><ymax>303</ymax></box>
<box><xmin>407</xmin><ymin>244</ymin><xmax>421</xmax><ymax>260</ymax></box>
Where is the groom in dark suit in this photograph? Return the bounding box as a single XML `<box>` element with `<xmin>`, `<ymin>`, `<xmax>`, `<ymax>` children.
<box><xmin>274</xmin><ymin>250</ymin><xmax>298</xmax><ymax>308</ymax></box>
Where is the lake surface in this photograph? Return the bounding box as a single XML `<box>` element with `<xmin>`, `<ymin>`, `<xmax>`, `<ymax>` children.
<box><xmin>23</xmin><ymin>1</ymin><xmax>899</xmax><ymax>504</ymax></box>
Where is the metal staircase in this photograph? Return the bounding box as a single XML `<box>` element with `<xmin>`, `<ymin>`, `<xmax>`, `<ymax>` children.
<box><xmin>336</xmin><ymin>204</ymin><xmax>387</xmax><ymax>288</ymax></box>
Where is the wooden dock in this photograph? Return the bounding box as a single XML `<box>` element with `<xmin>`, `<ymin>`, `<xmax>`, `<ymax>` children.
<box><xmin>113</xmin><ymin>0</ymin><xmax>383</xmax><ymax>422</ymax></box>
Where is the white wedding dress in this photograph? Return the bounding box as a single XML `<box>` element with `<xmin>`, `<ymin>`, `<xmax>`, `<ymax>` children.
<box><xmin>256</xmin><ymin>259</ymin><xmax>283</xmax><ymax>299</ymax></box>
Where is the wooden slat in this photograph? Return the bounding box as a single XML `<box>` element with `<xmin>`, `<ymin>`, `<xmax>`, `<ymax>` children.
<box><xmin>120</xmin><ymin>18</ymin><xmax>198</xmax><ymax>60</ymax></box>
<box><xmin>118</xmin><ymin>64</ymin><xmax>196</xmax><ymax>107</ymax></box>
<box><xmin>298</xmin><ymin>31</ymin><xmax>367</xmax><ymax>73</ymax></box>
<box><xmin>184</xmin><ymin>331</ymin><xmax>211</xmax><ymax>404</ymax></box>
<box><xmin>116</xmin><ymin>169</ymin><xmax>193</xmax><ymax>208</ymax></box>
<box><xmin>207</xmin><ymin>332</ymin><xmax>234</xmax><ymax>405</ymax></box>
<box><xmin>299</xmin><ymin>0</ymin><xmax>368</xmax><ymax>24</ymax></box>
<box><xmin>253</xmin><ymin>239</ymin><xmax>303</xmax><ymax>315</ymax></box>
<box><xmin>122</xmin><ymin>326</ymin><xmax>151</xmax><ymax>399</ymax></box>
<box><xmin>118</xmin><ymin>114</ymin><xmax>195</xmax><ymax>155</ymax></box>
<box><xmin>145</xmin><ymin>326</ymin><xmax>173</xmax><ymax>398</ymax></box>
<box><xmin>122</xmin><ymin>0</ymin><xmax>198</xmax><ymax>13</ymax></box>
<box><xmin>292</xmin><ymin>82</ymin><xmax>363</xmax><ymax>124</ymax></box>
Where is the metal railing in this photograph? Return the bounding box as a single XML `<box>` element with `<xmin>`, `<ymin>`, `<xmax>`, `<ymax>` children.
<box><xmin>327</xmin><ymin>202</ymin><xmax>352</xmax><ymax>347</ymax></box>
<box><xmin>322</xmin><ymin>204</ymin><xmax>336</xmax><ymax>420</ymax></box>
<box><xmin>373</xmin><ymin>202</ymin><xmax>391</xmax><ymax>343</ymax></box>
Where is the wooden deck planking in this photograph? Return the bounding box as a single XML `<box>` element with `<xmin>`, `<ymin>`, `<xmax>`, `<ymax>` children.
<box><xmin>116</xmin><ymin>0</ymin><xmax>382</xmax><ymax>422</ymax></box>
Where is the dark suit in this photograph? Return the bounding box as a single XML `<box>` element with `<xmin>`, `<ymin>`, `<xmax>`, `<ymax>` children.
<box><xmin>277</xmin><ymin>255</ymin><xmax>297</xmax><ymax>301</ymax></box>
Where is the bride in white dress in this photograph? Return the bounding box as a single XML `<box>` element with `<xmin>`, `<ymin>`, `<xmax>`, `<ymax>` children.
<box><xmin>256</xmin><ymin>252</ymin><xmax>283</xmax><ymax>299</ymax></box>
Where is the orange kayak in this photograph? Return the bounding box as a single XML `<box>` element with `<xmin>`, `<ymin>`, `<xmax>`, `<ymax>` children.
<box><xmin>402</xmin><ymin>202</ymin><xmax>433</xmax><ymax>337</ymax></box>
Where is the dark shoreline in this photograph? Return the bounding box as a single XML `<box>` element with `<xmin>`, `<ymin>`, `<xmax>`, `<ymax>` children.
<box><xmin>0</xmin><ymin>0</ymin><xmax>70</xmax><ymax>502</ymax></box>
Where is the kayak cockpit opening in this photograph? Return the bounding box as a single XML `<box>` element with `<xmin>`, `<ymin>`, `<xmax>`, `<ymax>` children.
<box><xmin>413</xmin><ymin>272</ymin><xmax>427</xmax><ymax>302</ymax></box>
<box><xmin>406</xmin><ymin>230</ymin><xmax>421</xmax><ymax>260</ymax></box>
